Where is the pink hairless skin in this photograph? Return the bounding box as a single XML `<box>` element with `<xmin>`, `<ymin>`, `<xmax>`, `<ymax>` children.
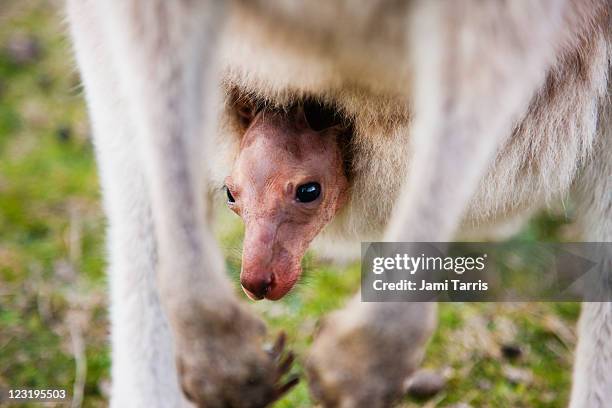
<box><xmin>225</xmin><ymin>103</ymin><xmax>349</xmax><ymax>300</ymax></box>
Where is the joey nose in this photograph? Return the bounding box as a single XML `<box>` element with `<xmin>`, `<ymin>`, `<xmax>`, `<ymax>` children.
<box><xmin>241</xmin><ymin>273</ymin><xmax>274</xmax><ymax>301</ymax></box>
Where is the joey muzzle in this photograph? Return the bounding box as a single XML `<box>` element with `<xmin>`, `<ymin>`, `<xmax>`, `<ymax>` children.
<box><xmin>240</xmin><ymin>221</ymin><xmax>304</xmax><ymax>301</ymax></box>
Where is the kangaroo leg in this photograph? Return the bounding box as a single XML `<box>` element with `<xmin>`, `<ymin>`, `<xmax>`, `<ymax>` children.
<box><xmin>307</xmin><ymin>1</ymin><xmax>568</xmax><ymax>406</ymax></box>
<box><xmin>68</xmin><ymin>1</ymin><xmax>296</xmax><ymax>406</ymax></box>
<box><xmin>67</xmin><ymin>2</ymin><xmax>186</xmax><ymax>406</ymax></box>
<box><xmin>569</xmin><ymin>72</ymin><xmax>612</xmax><ymax>408</ymax></box>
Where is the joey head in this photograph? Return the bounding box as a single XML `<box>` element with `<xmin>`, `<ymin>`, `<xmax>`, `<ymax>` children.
<box><xmin>225</xmin><ymin>101</ymin><xmax>350</xmax><ymax>300</ymax></box>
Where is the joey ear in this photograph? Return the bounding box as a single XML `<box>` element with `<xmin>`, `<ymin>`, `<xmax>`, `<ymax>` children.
<box><xmin>236</xmin><ymin>101</ymin><xmax>254</xmax><ymax>120</ymax></box>
<box><xmin>234</xmin><ymin>97</ymin><xmax>260</xmax><ymax>128</ymax></box>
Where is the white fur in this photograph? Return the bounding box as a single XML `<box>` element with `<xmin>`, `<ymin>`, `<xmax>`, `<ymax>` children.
<box><xmin>66</xmin><ymin>1</ymin><xmax>191</xmax><ymax>406</ymax></box>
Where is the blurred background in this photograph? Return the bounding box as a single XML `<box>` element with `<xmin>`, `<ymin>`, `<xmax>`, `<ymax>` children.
<box><xmin>0</xmin><ymin>1</ymin><xmax>582</xmax><ymax>407</ymax></box>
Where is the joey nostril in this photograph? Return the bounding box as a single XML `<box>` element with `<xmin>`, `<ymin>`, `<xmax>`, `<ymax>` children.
<box><xmin>241</xmin><ymin>274</ymin><xmax>274</xmax><ymax>300</ymax></box>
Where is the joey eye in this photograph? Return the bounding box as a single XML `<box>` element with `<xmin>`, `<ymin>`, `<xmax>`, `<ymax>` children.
<box><xmin>225</xmin><ymin>186</ymin><xmax>235</xmax><ymax>203</ymax></box>
<box><xmin>296</xmin><ymin>182</ymin><xmax>321</xmax><ymax>203</ymax></box>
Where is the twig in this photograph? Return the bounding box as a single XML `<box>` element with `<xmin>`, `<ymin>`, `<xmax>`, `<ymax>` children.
<box><xmin>69</xmin><ymin>205</ymin><xmax>82</xmax><ymax>265</ymax></box>
<box><xmin>69</xmin><ymin>318</ymin><xmax>86</xmax><ymax>408</ymax></box>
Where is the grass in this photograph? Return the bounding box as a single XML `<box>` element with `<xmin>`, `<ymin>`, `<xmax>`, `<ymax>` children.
<box><xmin>0</xmin><ymin>1</ymin><xmax>580</xmax><ymax>407</ymax></box>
